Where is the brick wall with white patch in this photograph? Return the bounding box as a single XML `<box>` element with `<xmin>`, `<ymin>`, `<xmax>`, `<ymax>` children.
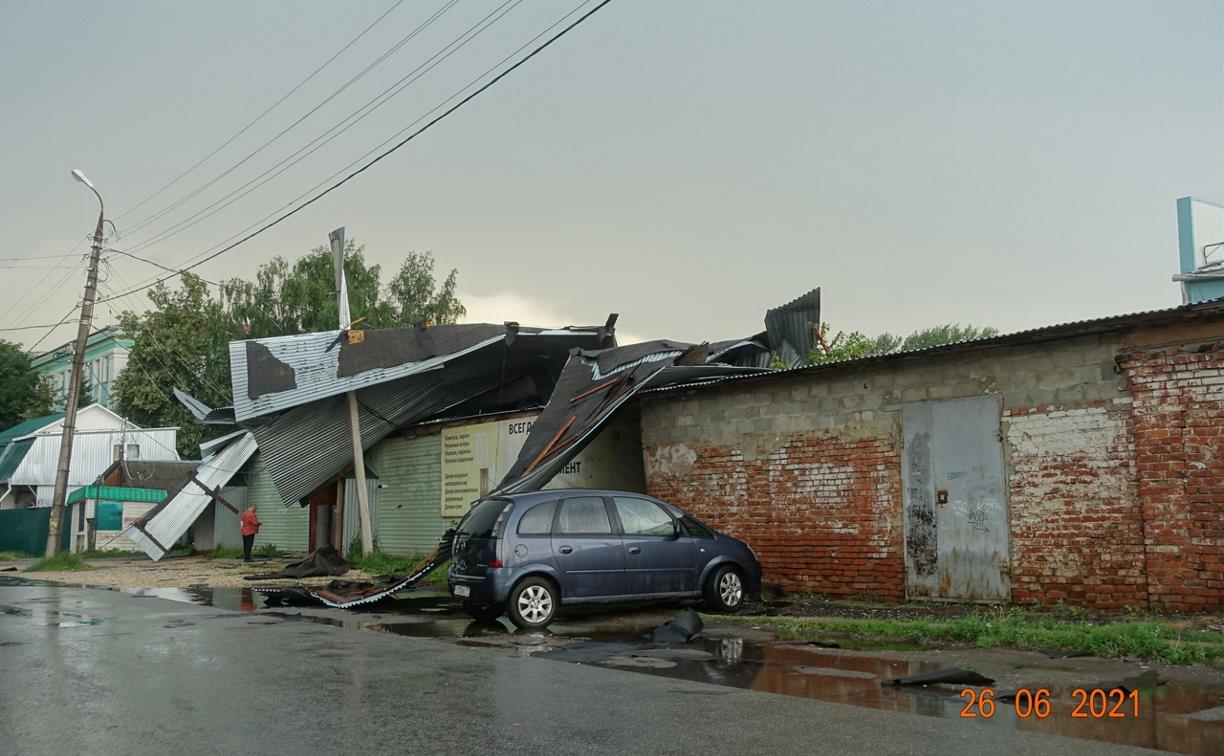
<box><xmin>639</xmin><ymin>310</ymin><xmax>1224</xmax><ymax>611</ymax></box>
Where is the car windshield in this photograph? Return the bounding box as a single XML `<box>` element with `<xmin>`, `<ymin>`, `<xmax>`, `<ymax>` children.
<box><xmin>457</xmin><ymin>498</ymin><xmax>511</xmax><ymax>538</ymax></box>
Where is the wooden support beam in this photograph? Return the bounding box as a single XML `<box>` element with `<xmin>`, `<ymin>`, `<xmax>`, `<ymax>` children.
<box><xmin>524</xmin><ymin>415</ymin><xmax>575</xmax><ymax>475</ymax></box>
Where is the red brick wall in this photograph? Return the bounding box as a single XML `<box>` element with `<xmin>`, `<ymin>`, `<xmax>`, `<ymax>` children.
<box><xmin>1003</xmin><ymin>403</ymin><xmax>1146</xmax><ymax>611</ymax></box>
<box><xmin>644</xmin><ymin>434</ymin><xmax>906</xmax><ymax>600</ymax></box>
<box><xmin>1121</xmin><ymin>342</ymin><xmax>1224</xmax><ymax>612</ymax></box>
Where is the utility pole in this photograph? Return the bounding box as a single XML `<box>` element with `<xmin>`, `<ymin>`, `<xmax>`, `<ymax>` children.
<box><xmin>46</xmin><ymin>170</ymin><xmax>105</xmax><ymax>557</ymax></box>
<box><xmin>331</xmin><ymin>227</ymin><xmax>374</xmax><ymax>556</ymax></box>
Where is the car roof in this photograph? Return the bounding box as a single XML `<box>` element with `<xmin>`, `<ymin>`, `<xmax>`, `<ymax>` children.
<box><xmin>498</xmin><ymin>488</ymin><xmax>655</xmax><ymax>503</ymax></box>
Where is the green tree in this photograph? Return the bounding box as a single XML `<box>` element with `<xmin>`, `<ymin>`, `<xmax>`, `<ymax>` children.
<box><xmin>387</xmin><ymin>251</ymin><xmax>465</xmax><ymax>325</ymax></box>
<box><xmin>111</xmin><ymin>274</ymin><xmax>235</xmax><ymax>457</ymax></box>
<box><xmin>0</xmin><ymin>340</ymin><xmax>49</xmax><ymax>428</ymax></box>
<box><xmin>219</xmin><ymin>242</ymin><xmax>463</xmax><ymax>336</ymax></box>
<box><xmin>804</xmin><ymin>322</ymin><xmax>999</xmax><ymax>365</ymax></box>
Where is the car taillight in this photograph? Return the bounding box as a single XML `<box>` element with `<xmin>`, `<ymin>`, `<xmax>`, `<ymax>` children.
<box><xmin>488</xmin><ymin>559</ymin><xmax>503</xmax><ymax>568</ymax></box>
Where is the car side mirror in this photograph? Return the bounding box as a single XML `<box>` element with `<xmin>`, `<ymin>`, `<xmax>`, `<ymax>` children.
<box><xmin>669</xmin><ymin>519</ymin><xmax>682</xmax><ymax>540</ymax></box>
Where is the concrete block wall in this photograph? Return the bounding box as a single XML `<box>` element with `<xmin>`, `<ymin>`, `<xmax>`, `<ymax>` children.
<box><xmin>642</xmin><ymin>329</ymin><xmax>1224</xmax><ymax>611</ymax></box>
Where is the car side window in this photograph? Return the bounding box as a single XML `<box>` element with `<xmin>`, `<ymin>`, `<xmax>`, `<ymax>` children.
<box><xmin>517</xmin><ymin>501</ymin><xmax>557</xmax><ymax>535</ymax></box>
<box><xmin>679</xmin><ymin>514</ymin><xmax>714</xmax><ymax>539</ymax></box>
<box><xmin>613</xmin><ymin>497</ymin><xmax>674</xmax><ymax>536</ymax></box>
<box><xmin>556</xmin><ymin>496</ymin><xmax>612</xmax><ymax>535</ymax></box>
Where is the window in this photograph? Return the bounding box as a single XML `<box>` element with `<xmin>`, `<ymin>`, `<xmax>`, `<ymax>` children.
<box><xmin>457</xmin><ymin>498</ymin><xmax>511</xmax><ymax>538</ymax></box>
<box><xmin>614</xmin><ymin>497</ymin><xmax>674</xmax><ymax>536</ymax></box>
<box><xmin>111</xmin><ymin>443</ymin><xmax>141</xmax><ymax>462</ymax></box>
<box><xmin>679</xmin><ymin>514</ymin><xmax>713</xmax><ymax>539</ymax></box>
<box><xmin>517</xmin><ymin>501</ymin><xmax>557</xmax><ymax>535</ymax></box>
<box><xmin>556</xmin><ymin>496</ymin><xmax>612</xmax><ymax>535</ymax></box>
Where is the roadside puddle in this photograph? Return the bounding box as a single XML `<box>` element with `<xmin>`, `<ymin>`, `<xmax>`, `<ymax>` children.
<box><xmin>530</xmin><ymin>634</ymin><xmax>1224</xmax><ymax>756</ymax></box>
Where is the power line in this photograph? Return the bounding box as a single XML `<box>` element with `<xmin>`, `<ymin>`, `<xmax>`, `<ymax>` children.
<box><xmin>0</xmin><ymin>239</ymin><xmax>87</xmax><ymax>326</ymax></box>
<box><xmin>114</xmin><ymin>0</ymin><xmax>410</xmax><ymax>221</ymax></box>
<box><xmin>102</xmin><ymin>0</ymin><xmax>612</xmax><ymax>300</ymax></box>
<box><xmin>118</xmin><ymin>0</ymin><xmax>459</xmax><ymax>236</ymax></box>
<box><xmin>119</xmin><ymin>0</ymin><xmax>510</xmax><ymax>255</ymax></box>
<box><xmin>23</xmin><ymin>305</ymin><xmax>82</xmax><ymax>354</ymax></box>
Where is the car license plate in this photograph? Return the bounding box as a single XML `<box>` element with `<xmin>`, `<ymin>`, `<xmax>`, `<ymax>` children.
<box><xmin>454</xmin><ymin>584</ymin><xmax>471</xmax><ymax>598</ymax></box>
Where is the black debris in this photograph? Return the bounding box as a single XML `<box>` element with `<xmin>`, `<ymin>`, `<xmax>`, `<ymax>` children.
<box><xmin>881</xmin><ymin>668</ymin><xmax>996</xmax><ymax>687</ymax></box>
<box><xmin>651</xmin><ymin>608</ymin><xmax>704</xmax><ymax>643</ymax></box>
<box><xmin>243</xmin><ymin>546</ymin><xmax>350</xmax><ymax>581</ymax></box>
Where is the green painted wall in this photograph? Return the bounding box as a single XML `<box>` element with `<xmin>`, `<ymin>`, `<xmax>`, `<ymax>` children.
<box><xmin>246</xmin><ymin>453</ymin><xmax>309</xmax><ymax>552</ymax></box>
<box><xmin>367</xmin><ymin>433</ymin><xmax>448</xmax><ymax>556</ymax></box>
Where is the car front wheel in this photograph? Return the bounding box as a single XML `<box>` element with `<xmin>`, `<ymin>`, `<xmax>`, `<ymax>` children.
<box><xmin>507</xmin><ymin>577</ymin><xmax>558</xmax><ymax>629</ymax></box>
<box><xmin>703</xmin><ymin>565</ymin><xmax>745</xmax><ymax>612</ymax></box>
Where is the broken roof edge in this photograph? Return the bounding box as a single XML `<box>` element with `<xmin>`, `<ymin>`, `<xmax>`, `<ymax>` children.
<box><xmin>642</xmin><ymin>300</ymin><xmax>1224</xmax><ymax>399</ymax></box>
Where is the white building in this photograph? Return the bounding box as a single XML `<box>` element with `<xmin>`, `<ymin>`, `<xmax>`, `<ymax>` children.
<box><xmin>0</xmin><ymin>404</ymin><xmax>179</xmax><ymax>509</ymax></box>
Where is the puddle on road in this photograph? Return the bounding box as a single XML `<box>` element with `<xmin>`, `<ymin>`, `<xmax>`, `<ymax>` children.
<box><xmin>529</xmin><ymin>635</ymin><xmax>1224</xmax><ymax>756</ymax></box>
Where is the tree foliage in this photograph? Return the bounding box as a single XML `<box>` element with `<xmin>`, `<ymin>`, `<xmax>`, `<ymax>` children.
<box><xmin>805</xmin><ymin>322</ymin><xmax>1000</xmax><ymax>366</ymax></box>
<box><xmin>113</xmin><ymin>243</ymin><xmax>465</xmax><ymax>457</ymax></box>
<box><xmin>111</xmin><ymin>274</ymin><xmax>234</xmax><ymax>457</ymax></box>
<box><xmin>0</xmin><ymin>340</ymin><xmax>50</xmax><ymax>428</ymax></box>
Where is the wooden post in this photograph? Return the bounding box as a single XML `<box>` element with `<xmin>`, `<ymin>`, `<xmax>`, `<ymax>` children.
<box><xmin>347</xmin><ymin>392</ymin><xmax>373</xmax><ymax>555</ymax></box>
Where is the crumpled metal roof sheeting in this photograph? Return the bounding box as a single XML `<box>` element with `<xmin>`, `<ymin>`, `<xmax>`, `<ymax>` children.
<box><xmin>126</xmin><ymin>432</ymin><xmax>258</xmax><ymax>561</ymax></box>
<box><xmin>230</xmin><ymin>325</ymin><xmax>609</xmax><ymax>422</ymax></box>
<box><xmin>495</xmin><ymin>341</ymin><xmax>773</xmax><ymax>494</ymax></box>
<box><xmin>764</xmin><ymin>288</ymin><xmax>821</xmax><ymax>368</ymax></box>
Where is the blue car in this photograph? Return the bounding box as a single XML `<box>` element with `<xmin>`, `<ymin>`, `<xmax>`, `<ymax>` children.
<box><xmin>447</xmin><ymin>489</ymin><xmax>763</xmax><ymax>629</ymax></box>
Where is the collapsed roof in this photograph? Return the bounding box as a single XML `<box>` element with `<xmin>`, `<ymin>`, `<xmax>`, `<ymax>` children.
<box><xmin>493</xmin><ymin>338</ymin><xmax>772</xmax><ymax>494</ymax></box>
<box><xmin>229</xmin><ymin>320</ymin><xmax>616</xmax><ymax>505</ymax></box>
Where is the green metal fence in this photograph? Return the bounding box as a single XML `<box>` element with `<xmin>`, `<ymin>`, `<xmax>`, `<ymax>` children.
<box><xmin>0</xmin><ymin>508</ymin><xmax>71</xmax><ymax>556</ymax></box>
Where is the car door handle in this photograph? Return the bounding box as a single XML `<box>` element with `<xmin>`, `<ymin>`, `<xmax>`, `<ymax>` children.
<box><xmin>627</xmin><ymin>546</ymin><xmax>641</xmax><ymax>555</ymax></box>
<box><xmin>559</xmin><ymin>546</ymin><xmax>573</xmax><ymax>554</ymax></box>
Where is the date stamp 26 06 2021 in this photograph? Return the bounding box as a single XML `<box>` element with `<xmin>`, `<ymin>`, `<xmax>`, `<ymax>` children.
<box><xmin>959</xmin><ymin>688</ymin><xmax>1141</xmax><ymax>720</ymax></box>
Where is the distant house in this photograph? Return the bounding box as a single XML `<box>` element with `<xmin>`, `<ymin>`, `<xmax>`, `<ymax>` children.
<box><xmin>0</xmin><ymin>405</ymin><xmax>179</xmax><ymax>509</ymax></box>
<box><xmin>29</xmin><ymin>325</ymin><xmax>133</xmax><ymax>409</ymax></box>
<box><xmin>65</xmin><ymin>460</ymin><xmax>200</xmax><ymax>554</ymax></box>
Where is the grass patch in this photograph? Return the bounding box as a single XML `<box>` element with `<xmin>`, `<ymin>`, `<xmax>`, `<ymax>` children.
<box><xmin>200</xmin><ymin>547</ymin><xmax>242</xmax><ymax>560</ymax></box>
<box><xmin>351</xmin><ymin>548</ymin><xmax>421</xmax><ymax>575</ymax></box>
<box><xmin>77</xmin><ymin>549</ymin><xmax>144</xmax><ymax>559</ymax></box>
<box><xmin>0</xmin><ymin>550</ymin><xmax>29</xmax><ymax>561</ymax></box>
<box><xmin>253</xmin><ymin>543</ymin><xmax>285</xmax><ymax>559</ymax></box>
<box><xmin>714</xmin><ymin>609</ymin><xmax>1224</xmax><ymax>666</ymax></box>
<box><xmin>25</xmin><ymin>553</ymin><xmax>92</xmax><ymax>572</ymax></box>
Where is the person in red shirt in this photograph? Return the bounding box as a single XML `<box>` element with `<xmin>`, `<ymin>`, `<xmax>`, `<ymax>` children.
<box><xmin>240</xmin><ymin>504</ymin><xmax>261</xmax><ymax>563</ymax></box>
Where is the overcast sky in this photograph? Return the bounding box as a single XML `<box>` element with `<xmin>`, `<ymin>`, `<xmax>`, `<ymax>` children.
<box><xmin>2</xmin><ymin>0</ymin><xmax>1221</xmax><ymax>351</ymax></box>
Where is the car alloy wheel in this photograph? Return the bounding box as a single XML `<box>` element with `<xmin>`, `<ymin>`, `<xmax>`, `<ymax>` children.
<box><xmin>719</xmin><ymin>570</ymin><xmax>743</xmax><ymax>607</ymax></box>
<box><xmin>517</xmin><ymin>584</ymin><xmax>553</xmax><ymax>625</ymax></box>
<box><xmin>508</xmin><ymin>577</ymin><xmax>558</xmax><ymax>629</ymax></box>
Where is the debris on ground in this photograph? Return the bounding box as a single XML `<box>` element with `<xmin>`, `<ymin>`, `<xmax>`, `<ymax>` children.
<box><xmin>651</xmin><ymin>608</ymin><xmax>704</xmax><ymax>643</ymax></box>
<box><xmin>882</xmin><ymin>667</ymin><xmax>996</xmax><ymax>687</ymax></box>
<box><xmin>244</xmin><ymin>546</ymin><xmax>350</xmax><ymax>581</ymax></box>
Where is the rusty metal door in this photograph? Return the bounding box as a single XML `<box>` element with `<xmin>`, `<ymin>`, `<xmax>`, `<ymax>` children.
<box><xmin>901</xmin><ymin>395</ymin><xmax>1009</xmax><ymax>602</ymax></box>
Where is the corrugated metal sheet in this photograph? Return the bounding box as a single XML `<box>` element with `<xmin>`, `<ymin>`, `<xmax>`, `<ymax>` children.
<box><xmin>8</xmin><ymin>428</ymin><xmax>180</xmax><ymax>488</ymax></box>
<box><xmin>764</xmin><ymin>288</ymin><xmax>821</xmax><ymax>368</ymax></box>
<box><xmin>230</xmin><ymin>327</ymin><xmax>610</xmax><ymax>422</ymax></box>
<box><xmin>0</xmin><ymin>439</ymin><xmax>34</xmax><ymax>480</ymax></box>
<box><xmin>648</xmin><ymin>299</ymin><xmax>1224</xmax><ymax>398</ymax></box>
<box><xmin>367</xmin><ymin>434</ymin><xmax>447</xmax><ymax>555</ymax></box>
<box><xmin>0</xmin><ymin>413</ymin><xmax>62</xmax><ymax>444</ymax></box>
<box><xmin>342</xmin><ymin>477</ymin><xmax>379</xmax><ymax>552</ymax></box>
<box><xmin>246</xmin><ymin>455</ymin><xmax>309</xmax><ymax>552</ymax></box>
<box><xmin>126</xmin><ymin>432</ymin><xmax>257</xmax><ymax>561</ymax></box>
<box><xmin>65</xmin><ymin>485</ymin><xmax>168</xmax><ymax>505</ymax></box>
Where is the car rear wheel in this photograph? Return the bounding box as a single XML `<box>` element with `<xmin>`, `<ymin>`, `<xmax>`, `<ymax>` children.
<box><xmin>463</xmin><ymin>600</ymin><xmax>504</xmax><ymax>622</ymax></box>
<box><xmin>703</xmin><ymin>565</ymin><xmax>745</xmax><ymax>613</ymax></box>
<box><xmin>507</xmin><ymin>577</ymin><xmax>557</xmax><ymax>630</ymax></box>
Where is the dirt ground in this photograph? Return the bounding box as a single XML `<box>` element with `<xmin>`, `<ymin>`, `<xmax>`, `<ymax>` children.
<box><xmin>0</xmin><ymin>554</ymin><xmax>381</xmax><ymax>589</ymax></box>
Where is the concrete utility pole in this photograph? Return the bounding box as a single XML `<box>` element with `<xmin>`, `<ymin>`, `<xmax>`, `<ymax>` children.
<box><xmin>331</xmin><ymin>227</ymin><xmax>374</xmax><ymax>556</ymax></box>
<box><xmin>46</xmin><ymin>170</ymin><xmax>105</xmax><ymax>557</ymax></box>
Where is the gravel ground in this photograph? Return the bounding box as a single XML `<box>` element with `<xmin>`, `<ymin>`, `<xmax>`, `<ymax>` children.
<box><xmin>1</xmin><ymin>554</ymin><xmax>381</xmax><ymax>589</ymax></box>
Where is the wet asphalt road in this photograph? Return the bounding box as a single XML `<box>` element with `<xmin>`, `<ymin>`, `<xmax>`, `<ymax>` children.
<box><xmin>0</xmin><ymin>584</ymin><xmax>1159</xmax><ymax>756</ymax></box>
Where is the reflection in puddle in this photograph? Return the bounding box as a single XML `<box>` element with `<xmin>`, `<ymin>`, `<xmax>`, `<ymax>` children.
<box><xmin>532</xmin><ymin>636</ymin><xmax>1224</xmax><ymax>756</ymax></box>
<box><xmin>122</xmin><ymin>586</ymin><xmax>269</xmax><ymax>612</ymax></box>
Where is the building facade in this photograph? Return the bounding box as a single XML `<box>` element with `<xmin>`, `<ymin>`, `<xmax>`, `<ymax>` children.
<box><xmin>640</xmin><ymin>303</ymin><xmax>1224</xmax><ymax>614</ymax></box>
<box><xmin>29</xmin><ymin>326</ymin><xmax>133</xmax><ymax>409</ymax></box>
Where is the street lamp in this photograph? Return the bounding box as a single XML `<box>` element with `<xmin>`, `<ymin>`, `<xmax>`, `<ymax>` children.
<box><xmin>45</xmin><ymin>170</ymin><xmax>107</xmax><ymax>556</ymax></box>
